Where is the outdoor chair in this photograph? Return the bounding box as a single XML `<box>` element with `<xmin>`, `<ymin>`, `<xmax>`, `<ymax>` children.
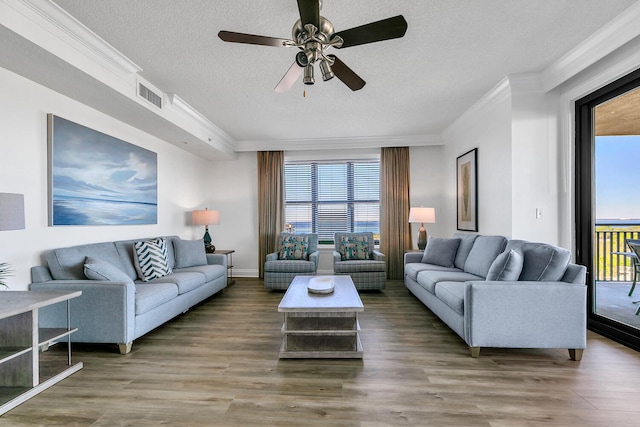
<box><xmin>625</xmin><ymin>239</ymin><xmax>640</xmax><ymax>315</ymax></box>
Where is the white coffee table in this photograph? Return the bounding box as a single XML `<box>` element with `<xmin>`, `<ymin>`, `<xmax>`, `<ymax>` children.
<box><xmin>278</xmin><ymin>275</ymin><xmax>364</xmax><ymax>359</ymax></box>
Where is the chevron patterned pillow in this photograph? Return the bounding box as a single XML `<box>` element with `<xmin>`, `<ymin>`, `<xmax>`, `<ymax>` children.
<box><xmin>133</xmin><ymin>238</ymin><xmax>172</xmax><ymax>282</ymax></box>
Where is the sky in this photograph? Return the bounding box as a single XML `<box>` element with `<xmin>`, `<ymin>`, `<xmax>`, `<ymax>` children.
<box><xmin>51</xmin><ymin>115</ymin><xmax>157</xmax><ymax>204</ymax></box>
<box><xmin>595</xmin><ymin>135</ymin><xmax>640</xmax><ymax>220</ymax></box>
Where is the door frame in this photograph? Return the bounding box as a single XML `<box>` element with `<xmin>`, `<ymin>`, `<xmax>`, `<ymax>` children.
<box><xmin>575</xmin><ymin>68</ymin><xmax>640</xmax><ymax>351</ymax></box>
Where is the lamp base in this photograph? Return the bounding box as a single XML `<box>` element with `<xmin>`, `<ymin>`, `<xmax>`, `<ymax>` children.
<box><xmin>417</xmin><ymin>226</ymin><xmax>427</xmax><ymax>251</ymax></box>
<box><xmin>203</xmin><ymin>229</ymin><xmax>215</xmax><ymax>253</ymax></box>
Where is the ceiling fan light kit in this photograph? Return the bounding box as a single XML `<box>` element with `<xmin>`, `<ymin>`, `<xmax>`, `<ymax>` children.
<box><xmin>218</xmin><ymin>0</ymin><xmax>407</xmax><ymax>92</ymax></box>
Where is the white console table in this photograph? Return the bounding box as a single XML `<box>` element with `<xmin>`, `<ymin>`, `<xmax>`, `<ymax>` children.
<box><xmin>0</xmin><ymin>290</ymin><xmax>82</xmax><ymax>415</ymax></box>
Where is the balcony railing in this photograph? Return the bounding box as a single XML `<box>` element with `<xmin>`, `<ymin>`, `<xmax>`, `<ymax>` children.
<box><xmin>595</xmin><ymin>223</ymin><xmax>640</xmax><ymax>281</ymax></box>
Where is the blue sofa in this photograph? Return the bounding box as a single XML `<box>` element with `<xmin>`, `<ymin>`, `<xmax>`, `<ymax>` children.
<box><xmin>404</xmin><ymin>233</ymin><xmax>587</xmax><ymax>360</ymax></box>
<box><xmin>30</xmin><ymin>236</ymin><xmax>227</xmax><ymax>354</ymax></box>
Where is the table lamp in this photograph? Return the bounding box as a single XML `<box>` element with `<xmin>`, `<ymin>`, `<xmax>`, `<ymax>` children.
<box><xmin>192</xmin><ymin>208</ymin><xmax>220</xmax><ymax>253</ymax></box>
<box><xmin>408</xmin><ymin>207</ymin><xmax>435</xmax><ymax>251</ymax></box>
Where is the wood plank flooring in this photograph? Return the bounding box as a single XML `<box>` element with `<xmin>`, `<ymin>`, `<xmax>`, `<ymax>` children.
<box><xmin>1</xmin><ymin>279</ymin><xmax>640</xmax><ymax>426</ymax></box>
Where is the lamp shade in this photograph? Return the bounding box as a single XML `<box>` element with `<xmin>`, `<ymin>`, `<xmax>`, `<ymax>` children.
<box><xmin>408</xmin><ymin>207</ymin><xmax>435</xmax><ymax>224</ymax></box>
<box><xmin>0</xmin><ymin>193</ymin><xmax>25</xmax><ymax>231</ymax></box>
<box><xmin>192</xmin><ymin>209</ymin><xmax>220</xmax><ymax>226</ymax></box>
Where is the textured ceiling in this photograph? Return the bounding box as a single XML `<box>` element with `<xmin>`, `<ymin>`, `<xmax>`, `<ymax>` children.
<box><xmin>20</xmin><ymin>1</ymin><xmax>640</xmax><ymax>148</ymax></box>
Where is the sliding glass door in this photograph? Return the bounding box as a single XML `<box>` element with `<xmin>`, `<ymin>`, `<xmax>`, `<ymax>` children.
<box><xmin>576</xmin><ymin>69</ymin><xmax>640</xmax><ymax>351</ymax></box>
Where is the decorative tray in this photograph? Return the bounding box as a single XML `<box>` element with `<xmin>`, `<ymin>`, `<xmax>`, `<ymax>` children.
<box><xmin>307</xmin><ymin>276</ymin><xmax>335</xmax><ymax>294</ymax></box>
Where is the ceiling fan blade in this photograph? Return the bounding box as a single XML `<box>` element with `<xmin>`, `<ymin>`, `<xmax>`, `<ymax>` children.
<box><xmin>334</xmin><ymin>15</ymin><xmax>408</xmax><ymax>48</ymax></box>
<box><xmin>328</xmin><ymin>55</ymin><xmax>366</xmax><ymax>91</ymax></box>
<box><xmin>297</xmin><ymin>0</ymin><xmax>320</xmax><ymax>28</ymax></box>
<box><xmin>274</xmin><ymin>61</ymin><xmax>305</xmax><ymax>92</ymax></box>
<box><xmin>218</xmin><ymin>30</ymin><xmax>290</xmax><ymax>47</ymax></box>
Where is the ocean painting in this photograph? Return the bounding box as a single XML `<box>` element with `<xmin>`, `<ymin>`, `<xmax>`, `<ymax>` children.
<box><xmin>48</xmin><ymin>115</ymin><xmax>157</xmax><ymax>226</ymax></box>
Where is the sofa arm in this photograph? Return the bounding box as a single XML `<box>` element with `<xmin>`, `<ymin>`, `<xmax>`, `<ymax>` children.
<box><xmin>206</xmin><ymin>253</ymin><xmax>227</xmax><ymax>268</ymax></box>
<box><xmin>309</xmin><ymin>250</ymin><xmax>320</xmax><ymax>267</ymax></box>
<box><xmin>333</xmin><ymin>250</ymin><xmax>341</xmax><ymax>264</ymax></box>
<box><xmin>372</xmin><ymin>250</ymin><xmax>385</xmax><ymax>261</ymax></box>
<box><xmin>404</xmin><ymin>252</ymin><xmax>423</xmax><ymax>264</ymax></box>
<box><xmin>29</xmin><ymin>279</ymin><xmax>136</xmax><ymax>345</ymax></box>
<box><xmin>463</xmin><ymin>280</ymin><xmax>587</xmax><ymax>350</ymax></box>
<box><xmin>266</xmin><ymin>252</ymin><xmax>278</xmax><ymax>262</ymax></box>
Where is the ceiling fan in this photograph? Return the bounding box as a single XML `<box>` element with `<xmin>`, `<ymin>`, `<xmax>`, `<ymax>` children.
<box><xmin>218</xmin><ymin>0</ymin><xmax>408</xmax><ymax>92</ymax></box>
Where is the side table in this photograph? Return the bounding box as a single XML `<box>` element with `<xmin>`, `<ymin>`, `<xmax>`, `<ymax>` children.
<box><xmin>0</xmin><ymin>290</ymin><xmax>82</xmax><ymax>415</ymax></box>
<box><xmin>213</xmin><ymin>249</ymin><xmax>235</xmax><ymax>285</ymax></box>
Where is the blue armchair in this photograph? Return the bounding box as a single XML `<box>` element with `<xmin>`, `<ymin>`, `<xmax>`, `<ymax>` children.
<box><xmin>333</xmin><ymin>232</ymin><xmax>386</xmax><ymax>290</ymax></box>
<box><xmin>264</xmin><ymin>233</ymin><xmax>319</xmax><ymax>290</ymax></box>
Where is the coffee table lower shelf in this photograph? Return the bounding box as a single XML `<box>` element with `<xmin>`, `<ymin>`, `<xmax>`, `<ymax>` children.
<box><xmin>279</xmin><ymin>314</ymin><xmax>363</xmax><ymax>359</ymax></box>
<box><xmin>279</xmin><ymin>334</ymin><xmax>363</xmax><ymax>359</ymax></box>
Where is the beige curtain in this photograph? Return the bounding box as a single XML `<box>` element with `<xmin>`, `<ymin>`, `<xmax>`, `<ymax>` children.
<box><xmin>257</xmin><ymin>151</ymin><xmax>284</xmax><ymax>278</ymax></box>
<box><xmin>380</xmin><ymin>147</ymin><xmax>412</xmax><ymax>280</ymax></box>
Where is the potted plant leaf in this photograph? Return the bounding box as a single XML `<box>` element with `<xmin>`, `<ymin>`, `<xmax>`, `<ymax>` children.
<box><xmin>0</xmin><ymin>262</ymin><xmax>12</xmax><ymax>289</ymax></box>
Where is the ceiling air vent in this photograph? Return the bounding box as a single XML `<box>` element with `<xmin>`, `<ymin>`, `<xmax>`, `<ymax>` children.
<box><xmin>138</xmin><ymin>82</ymin><xmax>162</xmax><ymax>109</ymax></box>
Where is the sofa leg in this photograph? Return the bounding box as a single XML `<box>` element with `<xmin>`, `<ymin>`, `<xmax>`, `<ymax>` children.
<box><xmin>469</xmin><ymin>346</ymin><xmax>480</xmax><ymax>358</ymax></box>
<box><xmin>568</xmin><ymin>349</ymin><xmax>583</xmax><ymax>361</ymax></box>
<box><xmin>118</xmin><ymin>342</ymin><xmax>132</xmax><ymax>354</ymax></box>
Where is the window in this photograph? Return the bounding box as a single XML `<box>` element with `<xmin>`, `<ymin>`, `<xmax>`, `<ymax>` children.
<box><xmin>284</xmin><ymin>160</ymin><xmax>380</xmax><ymax>243</ymax></box>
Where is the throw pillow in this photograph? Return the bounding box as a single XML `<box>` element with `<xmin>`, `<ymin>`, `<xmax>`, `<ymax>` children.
<box><xmin>173</xmin><ymin>239</ymin><xmax>207</xmax><ymax>268</ymax></box>
<box><xmin>486</xmin><ymin>248</ymin><xmax>524</xmax><ymax>281</ymax></box>
<box><xmin>340</xmin><ymin>236</ymin><xmax>370</xmax><ymax>261</ymax></box>
<box><xmin>84</xmin><ymin>257</ymin><xmax>133</xmax><ymax>283</ymax></box>
<box><xmin>421</xmin><ymin>237</ymin><xmax>461</xmax><ymax>268</ymax></box>
<box><xmin>517</xmin><ymin>243</ymin><xmax>571</xmax><ymax>281</ymax></box>
<box><xmin>278</xmin><ymin>235</ymin><xmax>309</xmax><ymax>260</ymax></box>
<box><xmin>133</xmin><ymin>238</ymin><xmax>172</xmax><ymax>282</ymax></box>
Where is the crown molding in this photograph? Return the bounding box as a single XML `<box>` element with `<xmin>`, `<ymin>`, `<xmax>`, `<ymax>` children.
<box><xmin>508</xmin><ymin>73</ymin><xmax>543</xmax><ymax>94</ymax></box>
<box><xmin>168</xmin><ymin>94</ymin><xmax>235</xmax><ymax>153</ymax></box>
<box><xmin>541</xmin><ymin>0</ymin><xmax>640</xmax><ymax>92</ymax></box>
<box><xmin>234</xmin><ymin>134</ymin><xmax>443</xmax><ymax>152</ymax></box>
<box><xmin>443</xmin><ymin>77</ymin><xmax>511</xmax><ymax>138</ymax></box>
<box><xmin>1</xmin><ymin>0</ymin><xmax>142</xmax><ymax>76</ymax></box>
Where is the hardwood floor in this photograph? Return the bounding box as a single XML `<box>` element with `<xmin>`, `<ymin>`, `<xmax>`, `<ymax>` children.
<box><xmin>2</xmin><ymin>279</ymin><xmax>640</xmax><ymax>426</ymax></box>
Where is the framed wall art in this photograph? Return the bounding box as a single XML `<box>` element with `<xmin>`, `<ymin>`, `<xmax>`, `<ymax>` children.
<box><xmin>47</xmin><ymin>114</ymin><xmax>157</xmax><ymax>226</ymax></box>
<box><xmin>456</xmin><ymin>148</ymin><xmax>477</xmax><ymax>231</ymax></box>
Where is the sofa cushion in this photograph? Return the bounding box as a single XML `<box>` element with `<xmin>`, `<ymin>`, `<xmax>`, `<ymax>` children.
<box><xmin>278</xmin><ymin>235</ymin><xmax>309</xmax><ymax>260</ymax></box>
<box><xmin>404</xmin><ymin>263</ymin><xmax>460</xmax><ymax>282</ymax></box>
<box><xmin>173</xmin><ymin>239</ymin><xmax>207</xmax><ymax>268</ymax></box>
<box><xmin>421</xmin><ymin>237</ymin><xmax>461</xmax><ymax>267</ymax></box>
<box><xmin>334</xmin><ymin>259</ymin><xmax>385</xmax><ymax>273</ymax></box>
<box><xmin>416</xmin><ymin>270</ymin><xmax>483</xmax><ymax>294</ymax></box>
<box><xmin>45</xmin><ymin>242</ymin><xmax>124</xmax><ymax>280</ymax></box>
<box><xmin>453</xmin><ymin>233</ymin><xmax>479</xmax><ymax>270</ymax></box>
<box><xmin>339</xmin><ymin>235</ymin><xmax>370</xmax><ymax>261</ymax></box>
<box><xmin>510</xmin><ymin>242</ymin><xmax>572</xmax><ymax>281</ymax></box>
<box><xmin>133</xmin><ymin>238</ymin><xmax>173</xmax><ymax>282</ymax></box>
<box><xmin>83</xmin><ymin>257</ymin><xmax>133</xmax><ymax>284</ymax></box>
<box><xmin>143</xmin><ymin>271</ymin><xmax>205</xmax><ymax>294</ymax></box>
<box><xmin>134</xmin><ymin>282</ymin><xmax>179</xmax><ymax>314</ymax></box>
<box><xmin>175</xmin><ymin>264</ymin><xmax>226</xmax><ymax>282</ymax></box>
<box><xmin>264</xmin><ymin>259</ymin><xmax>316</xmax><ymax>274</ymax></box>
<box><xmin>434</xmin><ymin>281</ymin><xmax>466</xmax><ymax>315</ymax></box>
<box><xmin>486</xmin><ymin>248</ymin><xmax>524</xmax><ymax>281</ymax></box>
<box><xmin>463</xmin><ymin>235</ymin><xmax>508</xmax><ymax>278</ymax></box>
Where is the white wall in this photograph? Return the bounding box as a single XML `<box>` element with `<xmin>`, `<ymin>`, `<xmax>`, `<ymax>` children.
<box><xmin>0</xmin><ymin>67</ymin><xmax>211</xmax><ymax>290</ymax></box>
<box><xmin>441</xmin><ymin>80</ymin><xmax>514</xmax><ymax>237</ymax></box>
<box><xmin>206</xmin><ymin>151</ymin><xmax>258</xmax><ymax>277</ymax></box>
<box><xmin>409</xmin><ymin>145</ymin><xmax>445</xmax><ymax>243</ymax></box>
<box><xmin>510</xmin><ymin>77</ymin><xmax>561</xmax><ymax>244</ymax></box>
